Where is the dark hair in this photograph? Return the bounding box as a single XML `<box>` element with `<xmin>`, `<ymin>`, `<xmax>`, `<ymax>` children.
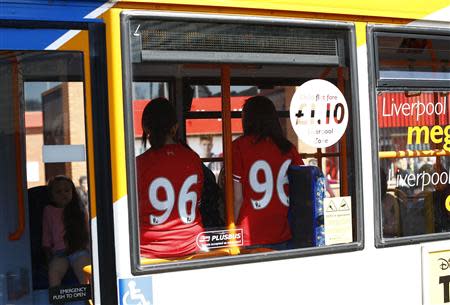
<box><xmin>141</xmin><ymin>97</ymin><xmax>177</xmax><ymax>149</ymax></box>
<box><xmin>78</xmin><ymin>175</ymin><xmax>87</xmax><ymax>185</ymax></box>
<box><xmin>199</xmin><ymin>134</ymin><xmax>213</xmax><ymax>142</ymax></box>
<box><xmin>242</xmin><ymin>95</ymin><xmax>293</xmax><ymax>154</ymax></box>
<box><xmin>48</xmin><ymin>175</ymin><xmax>89</xmax><ymax>255</ymax></box>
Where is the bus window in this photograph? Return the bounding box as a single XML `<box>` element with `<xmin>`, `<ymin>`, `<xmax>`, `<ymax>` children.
<box><xmin>184</xmin><ymin>84</ymin><xmax>244</xmax><ymax>179</ymax></box>
<box><xmin>123</xmin><ymin>13</ymin><xmax>362</xmax><ymax>273</ymax></box>
<box><xmin>369</xmin><ymin>26</ymin><xmax>450</xmax><ymax>246</ymax></box>
<box><xmin>132</xmin><ymin>81</ymin><xmax>171</xmax><ymax>155</ymax></box>
<box><xmin>1</xmin><ymin>50</ymin><xmax>93</xmax><ymax>303</ymax></box>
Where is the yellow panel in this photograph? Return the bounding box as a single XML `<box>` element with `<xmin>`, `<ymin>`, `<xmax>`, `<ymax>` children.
<box><xmin>59</xmin><ymin>31</ymin><xmax>97</xmax><ymax>219</ymax></box>
<box><xmin>103</xmin><ymin>8</ymin><xmax>128</xmax><ymax>202</ymax></box>
<box><xmin>117</xmin><ymin>0</ymin><xmax>450</xmax><ymax>20</ymax></box>
<box><xmin>355</xmin><ymin>22</ymin><xmax>366</xmax><ymax>47</ymax></box>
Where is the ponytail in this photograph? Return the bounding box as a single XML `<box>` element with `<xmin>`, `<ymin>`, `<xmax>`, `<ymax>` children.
<box><xmin>242</xmin><ymin>95</ymin><xmax>293</xmax><ymax>154</ymax></box>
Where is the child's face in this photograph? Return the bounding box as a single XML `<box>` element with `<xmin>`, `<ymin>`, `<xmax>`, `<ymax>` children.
<box><xmin>51</xmin><ymin>180</ymin><xmax>73</xmax><ymax>207</ymax></box>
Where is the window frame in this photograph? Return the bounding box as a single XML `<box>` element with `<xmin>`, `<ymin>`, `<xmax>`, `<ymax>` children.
<box><xmin>367</xmin><ymin>24</ymin><xmax>450</xmax><ymax>248</ymax></box>
<box><xmin>121</xmin><ymin>11</ymin><xmax>364</xmax><ymax>275</ymax></box>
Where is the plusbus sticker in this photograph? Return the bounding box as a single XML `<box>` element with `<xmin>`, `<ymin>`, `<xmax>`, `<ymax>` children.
<box><xmin>290</xmin><ymin>79</ymin><xmax>349</xmax><ymax>148</ymax></box>
<box><xmin>196</xmin><ymin>229</ymin><xmax>243</xmax><ymax>250</ymax></box>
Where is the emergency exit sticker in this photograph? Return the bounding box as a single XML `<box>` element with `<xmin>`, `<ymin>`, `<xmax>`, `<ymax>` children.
<box><xmin>48</xmin><ymin>284</ymin><xmax>91</xmax><ymax>304</ymax></box>
<box><xmin>422</xmin><ymin>245</ymin><xmax>450</xmax><ymax>305</ymax></box>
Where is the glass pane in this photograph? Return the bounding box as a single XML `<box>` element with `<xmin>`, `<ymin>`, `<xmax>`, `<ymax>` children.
<box><xmin>184</xmin><ymin>85</ymin><xmax>252</xmax><ymax>113</ymax></box>
<box><xmin>189</xmin><ymin>95</ymin><xmax>223</xmax><ymax>112</ymax></box>
<box><xmin>304</xmin><ymin>156</ymin><xmax>341</xmax><ymax>198</ymax></box>
<box><xmin>186</xmin><ymin>119</ymin><xmax>242</xmax><ymax>153</ymax></box>
<box><xmin>133</xmin><ymin>81</ymin><xmax>169</xmax><ymax>100</ymax></box>
<box><xmin>377</xmin><ymin>34</ymin><xmax>450</xmax><ymax>81</ymax></box>
<box><xmin>132</xmin><ymin>83</ymin><xmax>171</xmax><ymax>155</ymax></box>
<box><xmin>1</xmin><ymin>50</ymin><xmax>92</xmax><ymax>305</ymax></box>
<box><xmin>24</xmin><ymin>81</ymin><xmax>88</xmax><ymax>187</ymax></box>
<box><xmin>323</xmin><ymin>157</ymin><xmax>340</xmax><ymax>197</ymax></box>
<box><xmin>377</xmin><ymin>90</ymin><xmax>450</xmax><ymax>238</ymax></box>
<box><xmin>229</xmin><ymin>68</ymin><xmax>354</xmax><ymax>249</ymax></box>
<box><xmin>127</xmin><ymin>15</ymin><xmax>356</xmax><ymax>268</ymax></box>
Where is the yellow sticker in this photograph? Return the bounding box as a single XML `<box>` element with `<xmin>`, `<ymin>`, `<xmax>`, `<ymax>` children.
<box><xmin>445</xmin><ymin>195</ymin><xmax>450</xmax><ymax>212</ymax></box>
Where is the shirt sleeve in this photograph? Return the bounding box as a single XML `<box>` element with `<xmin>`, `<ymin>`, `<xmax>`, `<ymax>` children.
<box><xmin>290</xmin><ymin>146</ymin><xmax>304</xmax><ymax>166</ymax></box>
<box><xmin>42</xmin><ymin>206</ymin><xmax>52</xmax><ymax>249</ymax></box>
<box><xmin>232</xmin><ymin>139</ymin><xmax>244</xmax><ymax>183</ymax></box>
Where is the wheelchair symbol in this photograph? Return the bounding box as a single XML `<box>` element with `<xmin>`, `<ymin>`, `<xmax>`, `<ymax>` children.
<box><xmin>122</xmin><ymin>280</ymin><xmax>151</xmax><ymax>305</ymax></box>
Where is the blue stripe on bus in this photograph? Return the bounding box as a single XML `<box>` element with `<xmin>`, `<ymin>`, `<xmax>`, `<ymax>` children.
<box><xmin>0</xmin><ymin>0</ymin><xmax>108</xmax><ymax>50</ymax></box>
<box><xmin>0</xmin><ymin>28</ymin><xmax>67</xmax><ymax>50</ymax></box>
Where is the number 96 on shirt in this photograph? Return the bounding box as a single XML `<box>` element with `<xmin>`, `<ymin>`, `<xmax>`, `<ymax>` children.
<box><xmin>148</xmin><ymin>174</ymin><xmax>198</xmax><ymax>225</ymax></box>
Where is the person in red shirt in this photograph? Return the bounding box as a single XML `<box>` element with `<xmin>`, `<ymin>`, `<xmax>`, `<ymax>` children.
<box><xmin>233</xmin><ymin>96</ymin><xmax>303</xmax><ymax>248</ymax></box>
<box><xmin>137</xmin><ymin>97</ymin><xmax>204</xmax><ymax>258</ymax></box>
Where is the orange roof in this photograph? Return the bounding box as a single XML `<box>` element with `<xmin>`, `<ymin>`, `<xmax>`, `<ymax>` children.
<box><xmin>133</xmin><ymin>97</ymin><xmax>247</xmax><ymax>137</ymax></box>
<box><xmin>25</xmin><ymin>112</ymin><xmax>43</xmax><ymax>128</ymax></box>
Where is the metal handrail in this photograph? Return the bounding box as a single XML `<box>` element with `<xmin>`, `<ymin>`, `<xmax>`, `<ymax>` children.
<box><xmin>379</xmin><ymin>149</ymin><xmax>450</xmax><ymax>159</ymax></box>
<box><xmin>9</xmin><ymin>56</ymin><xmax>25</xmax><ymax>241</ymax></box>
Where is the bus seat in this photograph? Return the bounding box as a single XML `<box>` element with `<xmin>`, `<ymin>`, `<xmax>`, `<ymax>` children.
<box><xmin>288</xmin><ymin>166</ymin><xmax>326</xmax><ymax>248</ymax></box>
<box><xmin>27</xmin><ymin>186</ymin><xmax>79</xmax><ymax>289</ymax></box>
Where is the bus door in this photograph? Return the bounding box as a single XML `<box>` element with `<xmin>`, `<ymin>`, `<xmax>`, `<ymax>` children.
<box><xmin>0</xmin><ymin>21</ymin><xmax>115</xmax><ymax>305</ymax></box>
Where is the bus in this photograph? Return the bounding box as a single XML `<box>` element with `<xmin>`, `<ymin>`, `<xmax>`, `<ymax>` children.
<box><xmin>1</xmin><ymin>1</ymin><xmax>449</xmax><ymax>304</ymax></box>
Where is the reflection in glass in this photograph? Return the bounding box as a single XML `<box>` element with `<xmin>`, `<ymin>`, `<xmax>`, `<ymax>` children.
<box><xmin>323</xmin><ymin>157</ymin><xmax>340</xmax><ymax>197</ymax></box>
<box><xmin>127</xmin><ymin>16</ymin><xmax>356</xmax><ymax>265</ymax></box>
<box><xmin>377</xmin><ymin>90</ymin><xmax>450</xmax><ymax>238</ymax></box>
<box><xmin>2</xmin><ymin>50</ymin><xmax>92</xmax><ymax>300</ymax></box>
<box><xmin>24</xmin><ymin>81</ymin><xmax>87</xmax><ymax>188</ymax></box>
<box><xmin>133</xmin><ymin>82</ymin><xmax>169</xmax><ymax>100</ymax></box>
<box><xmin>377</xmin><ymin>35</ymin><xmax>450</xmax><ymax>81</ymax></box>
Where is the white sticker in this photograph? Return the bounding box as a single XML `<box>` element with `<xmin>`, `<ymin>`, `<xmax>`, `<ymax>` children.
<box><xmin>324</xmin><ymin>196</ymin><xmax>352</xmax><ymax>245</ymax></box>
<box><xmin>196</xmin><ymin>229</ymin><xmax>243</xmax><ymax>250</ymax></box>
<box><xmin>26</xmin><ymin>162</ymin><xmax>40</xmax><ymax>182</ymax></box>
<box><xmin>42</xmin><ymin>145</ymin><xmax>86</xmax><ymax>163</ymax></box>
<box><xmin>290</xmin><ymin>79</ymin><xmax>349</xmax><ymax>148</ymax></box>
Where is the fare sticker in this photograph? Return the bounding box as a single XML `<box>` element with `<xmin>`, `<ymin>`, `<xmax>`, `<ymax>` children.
<box><xmin>290</xmin><ymin>79</ymin><xmax>349</xmax><ymax>148</ymax></box>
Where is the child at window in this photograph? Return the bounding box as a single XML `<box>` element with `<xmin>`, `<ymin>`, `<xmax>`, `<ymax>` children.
<box><xmin>42</xmin><ymin>175</ymin><xmax>90</xmax><ymax>287</ymax></box>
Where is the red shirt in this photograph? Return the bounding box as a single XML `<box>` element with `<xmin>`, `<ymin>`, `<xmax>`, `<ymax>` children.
<box><xmin>137</xmin><ymin>143</ymin><xmax>204</xmax><ymax>258</ymax></box>
<box><xmin>232</xmin><ymin>135</ymin><xmax>303</xmax><ymax>246</ymax></box>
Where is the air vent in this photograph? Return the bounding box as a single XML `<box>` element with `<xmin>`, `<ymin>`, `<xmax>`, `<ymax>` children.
<box><xmin>134</xmin><ymin>20</ymin><xmax>341</xmax><ymax>65</ymax></box>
